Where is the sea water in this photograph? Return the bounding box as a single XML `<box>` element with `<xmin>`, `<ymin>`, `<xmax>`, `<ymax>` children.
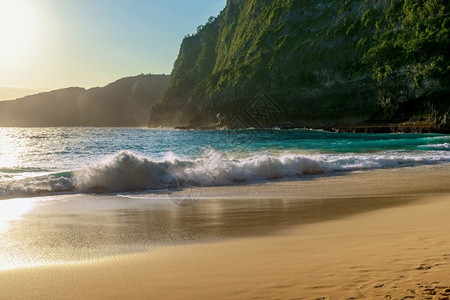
<box><xmin>0</xmin><ymin>127</ymin><xmax>449</xmax><ymax>199</ymax></box>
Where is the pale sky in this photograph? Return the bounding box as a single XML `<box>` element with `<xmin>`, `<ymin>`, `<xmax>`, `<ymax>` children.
<box><xmin>0</xmin><ymin>0</ymin><xmax>226</xmax><ymax>100</ymax></box>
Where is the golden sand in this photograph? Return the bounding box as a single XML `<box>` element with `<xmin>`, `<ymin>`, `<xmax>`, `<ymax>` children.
<box><xmin>1</xmin><ymin>164</ymin><xmax>450</xmax><ymax>299</ymax></box>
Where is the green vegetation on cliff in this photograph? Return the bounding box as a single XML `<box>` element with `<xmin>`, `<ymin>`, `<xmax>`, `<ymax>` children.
<box><xmin>361</xmin><ymin>0</ymin><xmax>449</xmax><ymax>83</ymax></box>
<box><xmin>150</xmin><ymin>0</ymin><xmax>449</xmax><ymax>131</ymax></box>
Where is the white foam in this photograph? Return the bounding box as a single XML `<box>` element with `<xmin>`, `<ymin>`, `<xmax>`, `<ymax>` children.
<box><xmin>74</xmin><ymin>151</ymin><xmax>178</xmax><ymax>192</ymax></box>
<box><xmin>0</xmin><ymin>173</ymin><xmax>73</xmax><ymax>199</ymax></box>
<box><xmin>73</xmin><ymin>150</ymin><xmax>323</xmax><ymax>192</ymax></box>
<box><xmin>1</xmin><ymin>149</ymin><xmax>450</xmax><ymax>198</ymax></box>
<box><xmin>72</xmin><ymin>150</ymin><xmax>450</xmax><ymax>193</ymax></box>
<box><xmin>419</xmin><ymin>143</ymin><xmax>450</xmax><ymax>150</ymax></box>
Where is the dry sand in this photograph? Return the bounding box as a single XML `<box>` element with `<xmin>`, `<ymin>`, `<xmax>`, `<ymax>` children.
<box><xmin>1</xmin><ymin>164</ymin><xmax>450</xmax><ymax>299</ymax></box>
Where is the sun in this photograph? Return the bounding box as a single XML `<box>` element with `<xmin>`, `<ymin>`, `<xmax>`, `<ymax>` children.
<box><xmin>0</xmin><ymin>0</ymin><xmax>42</xmax><ymax>69</ymax></box>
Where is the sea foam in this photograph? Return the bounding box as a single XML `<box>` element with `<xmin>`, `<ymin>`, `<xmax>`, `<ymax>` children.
<box><xmin>1</xmin><ymin>149</ymin><xmax>449</xmax><ymax>199</ymax></box>
<box><xmin>73</xmin><ymin>150</ymin><xmax>323</xmax><ymax>192</ymax></box>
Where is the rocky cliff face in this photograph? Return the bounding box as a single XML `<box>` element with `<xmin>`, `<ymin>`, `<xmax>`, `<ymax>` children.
<box><xmin>0</xmin><ymin>74</ymin><xmax>170</xmax><ymax>127</ymax></box>
<box><xmin>149</xmin><ymin>0</ymin><xmax>449</xmax><ymax>131</ymax></box>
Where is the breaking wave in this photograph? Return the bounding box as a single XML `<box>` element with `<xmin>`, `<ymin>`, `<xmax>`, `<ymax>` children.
<box><xmin>419</xmin><ymin>143</ymin><xmax>450</xmax><ymax>151</ymax></box>
<box><xmin>1</xmin><ymin>149</ymin><xmax>449</xmax><ymax>199</ymax></box>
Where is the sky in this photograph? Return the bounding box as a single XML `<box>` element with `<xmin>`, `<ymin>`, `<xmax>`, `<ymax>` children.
<box><xmin>0</xmin><ymin>0</ymin><xmax>226</xmax><ymax>101</ymax></box>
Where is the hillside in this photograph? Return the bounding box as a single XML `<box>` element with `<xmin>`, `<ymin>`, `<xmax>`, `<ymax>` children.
<box><xmin>149</xmin><ymin>0</ymin><xmax>449</xmax><ymax>132</ymax></box>
<box><xmin>0</xmin><ymin>74</ymin><xmax>170</xmax><ymax>127</ymax></box>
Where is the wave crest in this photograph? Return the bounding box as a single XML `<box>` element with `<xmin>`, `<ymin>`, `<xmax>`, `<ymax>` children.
<box><xmin>73</xmin><ymin>150</ymin><xmax>323</xmax><ymax>192</ymax></box>
<box><xmin>74</xmin><ymin>151</ymin><xmax>182</xmax><ymax>192</ymax></box>
<box><xmin>1</xmin><ymin>149</ymin><xmax>449</xmax><ymax>199</ymax></box>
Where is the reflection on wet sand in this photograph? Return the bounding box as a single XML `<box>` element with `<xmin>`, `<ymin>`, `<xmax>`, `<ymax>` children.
<box><xmin>0</xmin><ymin>192</ymin><xmax>418</xmax><ymax>269</ymax></box>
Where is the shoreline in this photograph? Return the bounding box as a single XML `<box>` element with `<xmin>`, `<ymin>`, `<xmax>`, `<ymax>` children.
<box><xmin>1</xmin><ymin>124</ymin><xmax>448</xmax><ymax>134</ymax></box>
<box><xmin>174</xmin><ymin>123</ymin><xmax>450</xmax><ymax>134</ymax></box>
<box><xmin>2</xmin><ymin>195</ymin><xmax>449</xmax><ymax>299</ymax></box>
<box><xmin>1</xmin><ymin>164</ymin><xmax>450</xmax><ymax>298</ymax></box>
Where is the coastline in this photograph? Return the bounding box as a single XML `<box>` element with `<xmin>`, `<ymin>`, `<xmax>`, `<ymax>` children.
<box><xmin>1</xmin><ymin>124</ymin><xmax>448</xmax><ymax>133</ymax></box>
<box><xmin>174</xmin><ymin>123</ymin><xmax>450</xmax><ymax>134</ymax></box>
<box><xmin>1</xmin><ymin>164</ymin><xmax>450</xmax><ymax>299</ymax></box>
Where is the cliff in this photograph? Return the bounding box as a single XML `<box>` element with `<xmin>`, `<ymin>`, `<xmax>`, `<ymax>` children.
<box><xmin>149</xmin><ymin>0</ymin><xmax>449</xmax><ymax>132</ymax></box>
<box><xmin>0</xmin><ymin>74</ymin><xmax>170</xmax><ymax>127</ymax></box>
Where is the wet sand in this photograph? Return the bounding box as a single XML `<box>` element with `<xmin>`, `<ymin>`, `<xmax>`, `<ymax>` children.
<box><xmin>1</xmin><ymin>164</ymin><xmax>450</xmax><ymax>299</ymax></box>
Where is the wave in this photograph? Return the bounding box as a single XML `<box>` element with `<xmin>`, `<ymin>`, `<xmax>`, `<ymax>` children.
<box><xmin>419</xmin><ymin>143</ymin><xmax>450</xmax><ymax>151</ymax></box>
<box><xmin>1</xmin><ymin>150</ymin><xmax>450</xmax><ymax>199</ymax></box>
<box><xmin>73</xmin><ymin>150</ymin><xmax>323</xmax><ymax>192</ymax></box>
<box><xmin>0</xmin><ymin>167</ymin><xmax>49</xmax><ymax>174</ymax></box>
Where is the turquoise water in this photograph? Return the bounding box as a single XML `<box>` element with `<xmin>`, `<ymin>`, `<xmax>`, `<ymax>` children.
<box><xmin>0</xmin><ymin>127</ymin><xmax>449</xmax><ymax>198</ymax></box>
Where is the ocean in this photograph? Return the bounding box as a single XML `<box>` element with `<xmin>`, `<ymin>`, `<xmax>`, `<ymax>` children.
<box><xmin>0</xmin><ymin>127</ymin><xmax>449</xmax><ymax>200</ymax></box>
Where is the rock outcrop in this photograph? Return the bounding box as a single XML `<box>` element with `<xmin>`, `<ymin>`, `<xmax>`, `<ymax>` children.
<box><xmin>149</xmin><ymin>0</ymin><xmax>449</xmax><ymax>132</ymax></box>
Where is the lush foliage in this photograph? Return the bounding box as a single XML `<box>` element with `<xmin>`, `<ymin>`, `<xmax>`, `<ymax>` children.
<box><xmin>361</xmin><ymin>0</ymin><xmax>449</xmax><ymax>85</ymax></box>
<box><xmin>150</xmin><ymin>0</ymin><xmax>449</xmax><ymax>129</ymax></box>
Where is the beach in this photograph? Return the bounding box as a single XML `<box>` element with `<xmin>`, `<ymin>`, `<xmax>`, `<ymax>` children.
<box><xmin>1</xmin><ymin>163</ymin><xmax>449</xmax><ymax>299</ymax></box>
<box><xmin>0</xmin><ymin>0</ymin><xmax>448</xmax><ymax>298</ymax></box>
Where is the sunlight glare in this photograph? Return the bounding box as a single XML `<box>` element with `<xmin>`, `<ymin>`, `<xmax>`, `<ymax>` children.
<box><xmin>0</xmin><ymin>129</ymin><xmax>19</xmax><ymax>169</ymax></box>
<box><xmin>0</xmin><ymin>0</ymin><xmax>42</xmax><ymax>69</ymax></box>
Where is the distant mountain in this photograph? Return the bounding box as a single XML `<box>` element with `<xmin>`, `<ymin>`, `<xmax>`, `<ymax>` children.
<box><xmin>149</xmin><ymin>0</ymin><xmax>449</xmax><ymax>132</ymax></box>
<box><xmin>0</xmin><ymin>74</ymin><xmax>170</xmax><ymax>127</ymax></box>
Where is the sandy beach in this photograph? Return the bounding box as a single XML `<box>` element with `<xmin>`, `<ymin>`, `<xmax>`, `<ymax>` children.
<box><xmin>1</xmin><ymin>164</ymin><xmax>450</xmax><ymax>299</ymax></box>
